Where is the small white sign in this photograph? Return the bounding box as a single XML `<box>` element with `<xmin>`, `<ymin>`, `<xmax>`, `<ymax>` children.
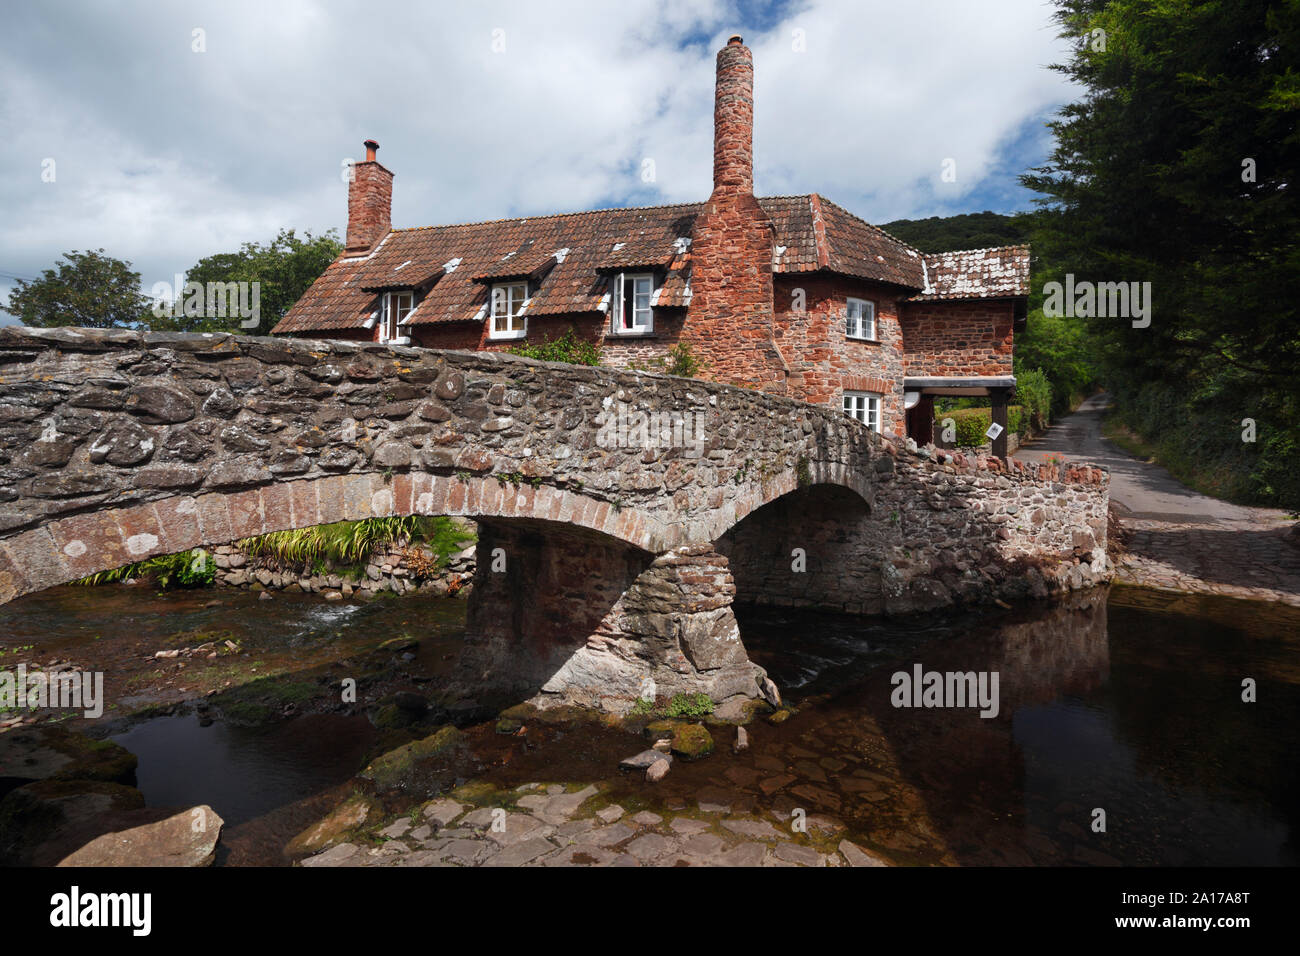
<box><xmin>985</xmin><ymin>422</ymin><xmax>1005</xmax><ymax>441</ymax></box>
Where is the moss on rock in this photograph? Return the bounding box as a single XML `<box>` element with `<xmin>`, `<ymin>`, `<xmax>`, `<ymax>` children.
<box><xmin>670</xmin><ymin>723</ymin><xmax>715</xmax><ymax>760</ymax></box>
<box><xmin>360</xmin><ymin>725</ymin><xmax>465</xmax><ymax>791</ymax></box>
<box><xmin>285</xmin><ymin>792</ymin><xmax>379</xmax><ymax>859</ymax></box>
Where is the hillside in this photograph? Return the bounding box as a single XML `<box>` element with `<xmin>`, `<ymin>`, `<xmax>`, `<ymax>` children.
<box><xmin>879</xmin><ymin>211</ymin><xmax>1032</xmax><ymax>253</ymax></box>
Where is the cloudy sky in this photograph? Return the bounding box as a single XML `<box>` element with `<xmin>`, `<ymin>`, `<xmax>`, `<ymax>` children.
<box><xmin>0</xmin><ymin>0</ymin><xmax>1076</xmax><ymax>319</ymax></box>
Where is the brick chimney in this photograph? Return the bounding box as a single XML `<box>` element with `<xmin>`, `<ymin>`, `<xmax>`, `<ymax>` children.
<box><xmin>712</xmin><ymin>34</ymin><xmax>754</xmax><ymax>197</ymax></box>
<box><xmin>686</xmin><ymin>36</ymin><xmax>784</xmax><ymax>394</ymax></box>
<box><xmin>346</xmin><ymin>139</ymin><xmax>393</xmax><ymax>253</ymax></box>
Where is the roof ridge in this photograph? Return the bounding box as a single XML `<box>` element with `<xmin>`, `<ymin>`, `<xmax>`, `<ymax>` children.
<box><xmin>814</xmin><ymin>196</ymin><xmax>924</xmax><ymax>255</ymax></box>
<box><xmin>389</xmin><ymin>199</ymin><xmax>707</xmax><ymax>233</ymax></box>
<box><xmin>924</xmin><ymin>243</ymin><xmax>1031</xmax><ymax>256</ymax></box>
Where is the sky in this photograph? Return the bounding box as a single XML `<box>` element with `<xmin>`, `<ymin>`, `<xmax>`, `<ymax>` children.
<box><xmin>0</xmin><ymin>0</ymin><xmax>1077</xmax><ymax>321</ymax></box>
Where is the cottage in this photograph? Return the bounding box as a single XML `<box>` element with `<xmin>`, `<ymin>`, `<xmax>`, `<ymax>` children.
<box><xmin>272</xmin><ymin>36</ymin><xmax>1029</xmax><ymax>454</ymax></box>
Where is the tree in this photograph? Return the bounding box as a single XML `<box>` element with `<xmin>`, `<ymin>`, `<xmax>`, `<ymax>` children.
<box><xmin>172</xmin><ymin>229</ymin><xmax>342</xmax><ymax>335</ymax></box>
<box><xmin>2</xmin><ymin>249</ymin><xmax>149</xmax><ymax>328</ymax></box>
<box><xmin>1023</xmin><ymin>0</ymin><xmax>1300</xmax><ymax>507</ymax></box>
<box><xmin>879</xmin><ymin>211</ymin><xmax>1034</xmax><ymax>253</ymax></box>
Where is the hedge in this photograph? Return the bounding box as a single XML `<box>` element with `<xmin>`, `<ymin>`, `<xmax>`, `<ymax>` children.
<box><xmin>934</xmin><ymin>405</ymin><xmax>1025</xmax><ymax>447</ymax></box>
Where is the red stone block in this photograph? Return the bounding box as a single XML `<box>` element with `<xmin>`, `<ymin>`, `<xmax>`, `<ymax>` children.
<box><xmin>194</xmin><ymin>494</ymin><xmax>234</xmax><ymax>546</ymax></box>
<box><xmin>47</xmin><ymin>511</ymin><xmax>129</xmax><ymax>579</ymax></box>
<box><xmin>225</xmin><ymin>489</ymin><xmax>266</xmax><ymax>539</ymax></box>
<box><xmin>151</xmin><ymin>497</ymin><xmax>203</xmax><ymax>554</ymax></box>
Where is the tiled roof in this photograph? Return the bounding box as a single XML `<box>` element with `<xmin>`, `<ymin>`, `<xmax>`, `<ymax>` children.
<box><xmin>272</xmin><ymin>196</ymin><xmax>1005</xmax><ymax>334</ymax></box>
<box><xmin>913</xmin><ymin>245</ymin><xmax>1031</xmax><ymax>300</ymax></box>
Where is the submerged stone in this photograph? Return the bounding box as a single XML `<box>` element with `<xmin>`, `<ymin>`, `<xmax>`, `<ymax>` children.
<box><xmin>670</xmin><ymin>724</ymin><xmax>715</xmax><ymax>760</ymax></box>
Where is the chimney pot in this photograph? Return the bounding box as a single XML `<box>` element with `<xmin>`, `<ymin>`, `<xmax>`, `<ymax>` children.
<box><xmin>727</xmin><ymin>34</ymin><xmax>743</xmax><ymax>46</ymax></box>
<box><xmin>364</xmin><ymin>139</ymin><xmax>379</xmax><ymax>162</ymax></box>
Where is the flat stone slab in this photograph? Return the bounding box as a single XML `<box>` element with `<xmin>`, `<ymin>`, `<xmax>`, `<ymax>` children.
<box><xmin>301</xmin><ymin>842</ymin><xmax>361</xmax><ymax>867</ymax></box>
<box><xmin>439</xmin><ymin>838</ymin><xmax>488</xmax><ymax>865</ymax></box>
<box><xmin>530</xmin><ymin>784</ymin><xmax>598</xmax><ymax>825</ymax></box>
<box><xmin>631</xmin><ymin>811</ymin><xmax>663</xmax><ymax>826</ymax></box>
<box><xmin>595</xmin><ymin>805</ymin><xmax>625</xmax><ymax>823</ymax></box>
<box><xmin>669</xmin><ymin>817</ymin><xmax>712</xmax><ymax>835</ymax></box>
<box><xmin>775</xmin><ymin>842</ymin><xmax>824</xmax><ymax>866</ymax></box>
<box><xmin>575</xmin><ymin>823</ymin><xmax>634</xmax><ymax>848</ymax></box>
<box><xmin>721</xmin><ymin>818</ymin><xmax>783</xmax><ymax>841</ymax></box>
<box><xmin>482</xmin><ymin>836</ymin><xmax>556</xmax><ymax>867</ymax></box>
<box><xmin>625</xmin><ymin>832</ymin><xmax>677</xmax><ymax>862</ymax></box>
<box><xmin>681</xmin><ymin>832</ymin><xmax>725</xmax><ymax>858</ymax></box>
<box><xmin>423</xmin><ymin>799</ymin><xmax>468</xmax><ymax>829</ymax></box>
<box><xmin>544</xmin><ymin>844</ymin><xmax>620</xmax><ymax>867</ymax></box>
<box><xmin>485</xmin><ymin>812</ymin><xmax>554</xmax><ymax>846</ymax></box>
<box><xmin>718</xmin><ymin>842</ymin><xmax>767</xmax><ymax>866</ymax></box>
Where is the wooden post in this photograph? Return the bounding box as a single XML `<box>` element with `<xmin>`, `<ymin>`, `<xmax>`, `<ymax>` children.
<box><xmin>989</xmin><ymin>387</ymin><xmax>1010</xmax><ymax>461</ymax></box>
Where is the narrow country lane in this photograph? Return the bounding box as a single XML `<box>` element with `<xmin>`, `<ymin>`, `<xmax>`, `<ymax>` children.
<box><xmin>1015</xmin><ymin>393</ymin><xmax>1300</xmax><ymax>605</ymax></box>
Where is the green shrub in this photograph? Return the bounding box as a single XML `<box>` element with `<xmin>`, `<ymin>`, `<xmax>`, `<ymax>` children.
<box><xmin>935</xmin><ymin>406</ymin><xmax>1025</xmax><ymax>447</ymax></box>
<box><xmin>507</xmin><ymin>327</ymin><xmax>600</xmax><ymax>366</ymax></box>
<box><xmin>75</xmin><ymin>549</ymin><xmax>215</xmax><ymax>589</ymax></box>
<box><xmin>662</xmin><ymin>692</ymin><xmax>714</xmax><ymax>718</ymax></box>
<box><xmin>627</xmin><ymin>341</ymin><xmax>707</xmax><ymax>378</ymax></box>
<box><xmin>1014</xmin><ymin>367</ymin><xmax>1052</xmax><ymax>431</ymax></box>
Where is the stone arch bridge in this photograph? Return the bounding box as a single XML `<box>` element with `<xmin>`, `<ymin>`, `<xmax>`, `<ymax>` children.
<box><xmin>0</xmin><ymin>327</ymin><xmax>1109</xmax><ymax>713</ymax></box>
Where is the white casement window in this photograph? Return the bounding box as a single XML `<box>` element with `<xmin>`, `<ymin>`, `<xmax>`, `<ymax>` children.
<box><xmin>489</xmin><ymin>281</ymin><xmax>528</xmax><ymax>340</ymax></box>
<box><xmin>846</xmin><ymin>297</ymin><xmax>876</xmax><ymax>341</ymax></box>
<box><xmin>610</xmin><ymin>272</ymin><xmax>654</xmax><ymax>335</ymax></box>
<box><xmin>843</xmin><ymin>391</ymin><xmax>881</xmax><ymax>432</ymax></box>
<box><xmin>380</xmin><ymin>291</ymin><xmax>413</xmax><ymax>342</ymax></box>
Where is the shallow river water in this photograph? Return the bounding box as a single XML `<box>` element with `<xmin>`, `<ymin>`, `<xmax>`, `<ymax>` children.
<box><xmin>1</xmin><ymin>583</ymin><xmax>1296</xmax><ymax>866</ymax></box>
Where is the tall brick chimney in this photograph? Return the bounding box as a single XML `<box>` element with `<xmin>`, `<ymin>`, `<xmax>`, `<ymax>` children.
<box><xmin>712</xmin><ymin>34</ymin><xmax>754</xmax><ymax>197</ymax></box>
<box><xmin>686</xmin><ymin>36</ymin><xmax>784</xmax><ymax>394</ymax></box>
<box><xmin>346</xmin><ymin>139</ymin><xmax>393</xmax><ymax>254</ymax></box>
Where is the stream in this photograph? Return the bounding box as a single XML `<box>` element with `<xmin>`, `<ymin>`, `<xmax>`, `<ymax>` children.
<box><xmin>1</xmin><ymin>582</ymin><xmax>1296</xmax><ymax>866</ymax></box>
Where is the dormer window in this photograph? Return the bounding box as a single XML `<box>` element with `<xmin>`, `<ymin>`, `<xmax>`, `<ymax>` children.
<box><xmin>846</xmin><ymin>297</ymin><xmax>876</xmax><ymax>341</ymax></box>
<box><xmin>380</xmin><ymin>290</ymin><xmax>413</xmax><ymax>342</ymax></box>
<box><xmin>489</xmin><ymin>281</ymin><xmax>528</xmax><ymax>340</ymax></box>
<box><xmin>611</xmin><ymin>272</ymin><xmax>654</xmax><ymax>335</ymax></box>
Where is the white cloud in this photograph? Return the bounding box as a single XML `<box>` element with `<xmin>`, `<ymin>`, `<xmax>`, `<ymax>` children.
<box><xmin>0</xmin><ymin>0</ymin><xmax>1076</xmax><ymax>301</ymax></box>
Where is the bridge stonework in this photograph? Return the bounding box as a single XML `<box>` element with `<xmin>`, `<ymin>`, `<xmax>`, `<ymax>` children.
<box><xmin>0</xmin><ymin>327</ymin><xmax>1111</xmax><ymax>713</ymax></box>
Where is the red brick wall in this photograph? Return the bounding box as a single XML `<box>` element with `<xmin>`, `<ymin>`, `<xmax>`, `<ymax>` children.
<box><xmin>346</xmin><ymin>161</ymin><xmax>393</xmax><ymax>253</ymax></box>
<box><xmin>900</xmin><ymin>298</ymin><xmax>1015</xmax><ymax>377</ymax></box>
<box><xmin>599</xmin><ymin>310</ymin><xmax>686</xmax><ymax>368</ymax></box>
<box><xmin>772</xmin><ymin>275</ymin><xmax>908</xmax><ymax>437</ymax></box>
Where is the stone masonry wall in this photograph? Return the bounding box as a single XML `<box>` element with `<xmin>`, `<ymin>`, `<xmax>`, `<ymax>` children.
<box><xmin>720</xmin><ymin>443</ymin><xmax>1111</xmax><ymax>617</ymax></box>
<box><xmin>210</xmin><ymin>534</ymin><xmax>477</xmax><ymax>598</ymax></box>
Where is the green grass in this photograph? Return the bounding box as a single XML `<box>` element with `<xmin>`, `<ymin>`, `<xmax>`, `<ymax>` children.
<box><xmin>74</xmin><ymin>549</ymin><xmax>215</xmax><ymax>588</ymax></box>
<box><xmin>238</xmin><ymin>516</ymin><xmax>474</xmax><ymax>570</ymax></box>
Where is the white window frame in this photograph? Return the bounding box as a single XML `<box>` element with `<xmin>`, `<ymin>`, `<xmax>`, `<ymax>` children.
<box><xmin>843</xmin><ymin>390</ymin><xmax>881</xmax><ymax>433</ymax></box>
<box><xmin>380</xmin><ymin>290</ymin><xmax>413</xmax><ymax>343</ymax></box>
<box><xmin>846</xmin><ymin>297</ymin><xmax>876</xmax><ymax>341</ymax></box>
<box><xmin>489</xmin><ymin>281</ymin><xmax>528</xmax><ymax>340</ymax></box>
<box><xmin>610</xmin><ymin>272</ymin><xmax>655</xmax><ymax>335</ymax></box>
